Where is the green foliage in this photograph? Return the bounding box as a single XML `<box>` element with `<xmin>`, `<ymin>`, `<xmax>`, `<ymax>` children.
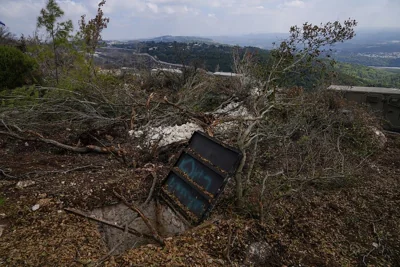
<box><xmin>76</xmin><ymin>0</ymin><xmax>109</xmax><ymax>76</ymax></box>
<box><xmin>251</xmin><ymin>19</ymin><xmax>358</xmax><ymax>90</ymax></box>
<box><xmin>0</xmin><ymin>27</ymin><xmax>16</xmax><ymax>46</ymax></box>
<box><xmin>0</xmin><ymin>86</ymin><xmax>40</xmax><ymax>107</ymax></box>
<box><xmin>0</xmin><ymin>46</ymin><xmax>39</xmax><ymax>90</ymax></box>
<box><xmin>334</xmin><ymin>62</ymin><xmax>400</xmax><ymax>88</ymax></box>
<box><xmin>112</xmin><ymin>41</ymin><xmax>269</xmax><ymax>72</ymax></box>
<box><xmin>37</xmin><ymin>0</ymin><xmax>73</xmax><ymax>42</ymax></box>
<box><xmin>37</xmin><ymin>0</ymin><xmax>73</xmax><ymax>84</ymax></box>
<box><xmin>78</xmin><ymin>0</ymin><xmax>109</xmax><ymax>54</ymax></box>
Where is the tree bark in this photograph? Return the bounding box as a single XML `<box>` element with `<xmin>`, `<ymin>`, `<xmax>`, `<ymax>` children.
<box><xmin>235</xmin><ymin>149</ymin><xmax>246</xmax><ymax>207</ymax></box>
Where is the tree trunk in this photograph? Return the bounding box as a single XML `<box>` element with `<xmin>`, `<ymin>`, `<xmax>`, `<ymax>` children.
<box><xmin>51</xmin><ymin>31</ymin><xmax>59</xmax><ymax>85</ymax></box>
<box><xmin>235</xmin><ymin>150</ymin><xmax>246</xmax><ymax>207</ymax></box>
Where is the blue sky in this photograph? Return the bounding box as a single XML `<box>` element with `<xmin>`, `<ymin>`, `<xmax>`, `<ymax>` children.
<box><xmin>0</xmin><ymin>0</ymin><xmax>399</xmax><ymax>40</ymax></box>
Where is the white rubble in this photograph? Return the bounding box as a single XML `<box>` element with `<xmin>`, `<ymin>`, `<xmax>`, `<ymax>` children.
<box><xmin>131</xmin><ymin>122</ymin><xmax>202</xmax><ymax>147</ymax></box>
<box><xmin>16</xmin><ymin>180</ymin><xmax>36</xmax><ymax>189</ymax></box>
<box><xmin>129</xmin><ymin>102</ymin><xmax>252</xmax><ymax>147</ymax></box>
<box><xmin>213</xmin><ymin>102</ymin><xmax>251</xmax><ymax>118</ymax></box>
<box><xmin>31</xmin><ymin>204</ymin><xmax>40</xmax><ymax>211</ymax></box>
<box><xmin>213</xmin><ymin>102</ymin><xmax>252</xmax><ymax>134</ymax></box>
<box><xmin>370</xmin><ymin>126</ymin><xmax>387</xmax><ymax>149</ymax></box>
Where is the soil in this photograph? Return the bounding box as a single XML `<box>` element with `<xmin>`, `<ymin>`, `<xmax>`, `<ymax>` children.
<box><xmin>0</xmin><ymin>132</ymin><xmax>399</xmax><ymax>266</ymax></box>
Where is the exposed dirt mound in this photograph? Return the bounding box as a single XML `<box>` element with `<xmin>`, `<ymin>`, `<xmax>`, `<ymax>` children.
<box><xmin>0</xmin><ymin>90</ymin><xmax>399</xmax><ymax>266</ymax></box>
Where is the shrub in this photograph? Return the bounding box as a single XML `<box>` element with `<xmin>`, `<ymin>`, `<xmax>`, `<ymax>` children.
<box><xmin>0</xmin><ymin>46</ymin><xmax>40</xmax><ymax>90</ymax></box>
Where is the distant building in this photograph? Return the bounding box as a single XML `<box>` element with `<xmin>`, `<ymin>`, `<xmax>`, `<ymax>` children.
<box><xmin>328</xmin><ymin>85</ymin><xmax>400</xmax><ymax>131</ymax></box>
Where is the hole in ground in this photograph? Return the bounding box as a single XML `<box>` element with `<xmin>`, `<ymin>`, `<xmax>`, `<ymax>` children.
<box><xmin>90</xmin><ymin>200</ymin><xmax>188</xmax><ymax>255</ymax></box>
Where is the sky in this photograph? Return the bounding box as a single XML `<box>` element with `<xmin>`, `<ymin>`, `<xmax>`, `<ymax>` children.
<box><xmin>0</xmin><ymin>0</ymin><xmax>399</xmax><ymax>40</ymax></box>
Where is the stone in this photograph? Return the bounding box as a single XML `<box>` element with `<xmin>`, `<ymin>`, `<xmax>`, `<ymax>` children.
<box><xmin>16</xmin><ymin>180</ymin><xmax>36</xmax><ymax>189</ymax></box>
<box><xmin>370</xmin><ymin>126</ymin><xmax>387</xmax><ymax>149</ymax></box>
<box><xmin>31</xmin><ymin>204</ymin><xmax>40</xmax><ymax>211</ymax></box>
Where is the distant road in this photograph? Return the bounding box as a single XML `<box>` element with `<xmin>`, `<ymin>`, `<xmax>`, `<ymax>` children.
<box><xmin>99</xmin><ymin>47</ymin><xmax>185</xmax><ymax>69</ymax></box>
<box><xmin>369</xmin><ymin>66</ymin><xmax>400</xmax><ymax>70</ymax></box>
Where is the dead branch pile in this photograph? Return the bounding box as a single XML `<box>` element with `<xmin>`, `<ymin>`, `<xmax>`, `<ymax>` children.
<box><xmin>237</xmin><ymin>89</ymin><xmax>384</xmax><ymax>220</ymax></box>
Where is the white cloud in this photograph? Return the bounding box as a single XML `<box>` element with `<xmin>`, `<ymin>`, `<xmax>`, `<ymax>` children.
<box><xmin>147</xmin><ymin>3</ymin><xmax>159</xmax><ymax>13</ymax></box>
<box><xmin>0</xmin><ymin>0</ymin><xmax>398</xmax><ymax>39</ymax></box>
<box><xmin>283</xmin><ymin>0</ymin><xmax>305</xmax><ymax>8</ymax></box>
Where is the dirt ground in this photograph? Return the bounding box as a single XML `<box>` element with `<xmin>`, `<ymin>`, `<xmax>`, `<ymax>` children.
<box><xmin>0</xmin><ymin>132</ymin><xmax>399</xmax><ymax>266</ymax></box>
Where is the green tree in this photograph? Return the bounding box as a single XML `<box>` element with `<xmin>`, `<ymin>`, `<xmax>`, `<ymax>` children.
<box><xmin>0</xmin><ymin>46</ymin><xmax>39</xmax><ymax>90</ymax></box>
<box><xmin>78</xmin><ymin>0</ymin><xmax>109</xmax><ymax>76</ymax></box>
<box><xmin>37</xmin><ymin>0</ymin><xmax>73</xmax><ymax>84</ymax></box>
<box><xmin>232</xmin><ymin>19</ymin><xmax>358</xmax><ymax>206</ymax></box>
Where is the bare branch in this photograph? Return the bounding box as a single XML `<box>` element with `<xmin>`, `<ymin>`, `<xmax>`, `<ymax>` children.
<box><xmin>113</xmin><ymin>190</ymin><xmax>165</xmax><ymax>246</ymax></box>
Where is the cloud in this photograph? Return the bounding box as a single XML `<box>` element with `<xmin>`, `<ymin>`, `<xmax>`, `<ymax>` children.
<box><xmin>147</xmin><ymin>3</ymin><xmax>159</xmax><ymax>13</ymax></box>
<box><xmin>0</xmin><ymin>0</ymin><xmax>398</xmax><ymax>39</ymax></box>
<box><xmin>283</xmin><ymin>0</ymin><xmax>305</xmax><ymax>8</ymax></box>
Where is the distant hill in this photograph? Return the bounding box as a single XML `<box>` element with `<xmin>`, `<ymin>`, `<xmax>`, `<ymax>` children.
<box><xmin>130</xmin><ymin>35</ymin><xmax>215</xmax><ymax>44</ymax></box>
<box><xmin>110</xmin><ymin>41</ymin><xmax>269</xmax><ymax>72</ymax></box>
<box><xmin>107</xmin><ymin>29</ymin><xmax>400</xmax><ymax>68</ymax></box>
<box><xmin>107</xmin><ymin>38</ymin><xmax>400</xmax><ymax>89</ymax></box>
<box><xmin>334</xmin><ymin>62</ymin><xmax>400</xmax><ymax>88</ymax></box>
<box><xmin>210</xmin><ymin>33</ymin><xmax>289</xmax><ymax>49</ymax></box>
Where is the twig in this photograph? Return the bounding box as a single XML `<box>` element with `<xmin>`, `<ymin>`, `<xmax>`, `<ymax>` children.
<box><xmin>95</xmin><ymin>223</ymin><xmax>131</xmax><ymax>267</ymax></box>
<box><xmin>260</xmin><ymin>170</ymin><xmax>284</xmax><ymax>222</ymax></box>
<box><xmin>64</xmin><ymin>208</ymin><xmax>153</xmax><ymax>239</ymax></box>
<box><xmin>144</xmin><ymin>172</ymin><xmax>157</xmax><ymax>206</ymax></box>
<box><xmin>161</xmin><ymin>97</ymin><xmax>210</xmax><ymax>128</ymax></box>
<box><xmin>337</xmin><ymin>134</ymin><xmax>345</xmax><ymax>174</ymax></box>
<box><xmin>224</xmin><ymin>222</ymin><xmax>233</xmax><ymax>264</ymax></box>
<box><xmin>362</xmin><ymin>223</ymin><xmax>382</xmax><ymax>266</ymax></box>
<box><xmin>245</xmin><ymin>134</ymin><xmax>259</xmax><ymax>184</ymax></box>
<box><xmin>19</xmin><ymin>165</ymin><xmax>102</xmax><ymax>178</ymax></box>
<box><xmin>113</xmin><ymin>190</ymin><xmax>165</xmax><ymax>246</ymax></box>
<box><xmin>0</xmin><ymin>130</ymin><xmax>127</xmax><ymax>156</ymax></box>
<box><xmin>0</xmin><ymin>168</ymin><xmax>16</xmax><ymax>179</ymax></box>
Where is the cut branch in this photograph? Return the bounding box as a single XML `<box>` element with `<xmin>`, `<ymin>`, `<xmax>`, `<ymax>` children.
<box><xmin>144</xmin><ymin>172</ymin><xmax>157</xmax><ymax>206</ymax></box>
<box><xmin>64</xmin><ymin>208</ymin><xmax>153</xmax><ymax>239</ymax></box>
<box><xmin>0</xmin><ymin>130</ymin><xmax>127</xmax><ymax>156</ymax></box>
<box><xmin>18</xmin><ymin>165</ymin><xmax>103</xmax><ymax>179</ymax></box>
<box><xmin>0</xmin><ymin>168</ymin><xmax>16</xmax><ymax>179</ymax></box>
<box><xmin>113</xmin><ymin>190</ymin><xmax>165</xmax><ymax>246</ymax></box>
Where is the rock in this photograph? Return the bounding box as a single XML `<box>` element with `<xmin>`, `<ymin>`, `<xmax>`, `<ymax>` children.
<box><xmin>31</xmin><ymin>204</ymin><xmax>40</xmax><ymax>211</ymax></box>
<box><xmin>245</xmin><ymin>241</ymin><xmax>272</xmax><ymax>266</ymax></box>
<box><xmin>36</xmin><ymin>198</ymin><xmax>52</xmax><ymax>207</ymax></box>
<box><xmin>135</xmin><ymin>123</ymin><xmax>202</xmax><ymax>147</ymax></box>
<box><xmin>16</xmin><ymin>180</ymin><xmax>36</xmax><ymax>189</ymax></box>
<box><xmin>370</xmin><ymin>126</ymin><xmax>387</xmax><ymax>149</ymax></box>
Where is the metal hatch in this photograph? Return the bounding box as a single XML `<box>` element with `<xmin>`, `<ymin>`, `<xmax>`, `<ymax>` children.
<box><xmin>160</xmin><ymin>131</ymin><xmax>243</xmax><ymax>225</ymax></box>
